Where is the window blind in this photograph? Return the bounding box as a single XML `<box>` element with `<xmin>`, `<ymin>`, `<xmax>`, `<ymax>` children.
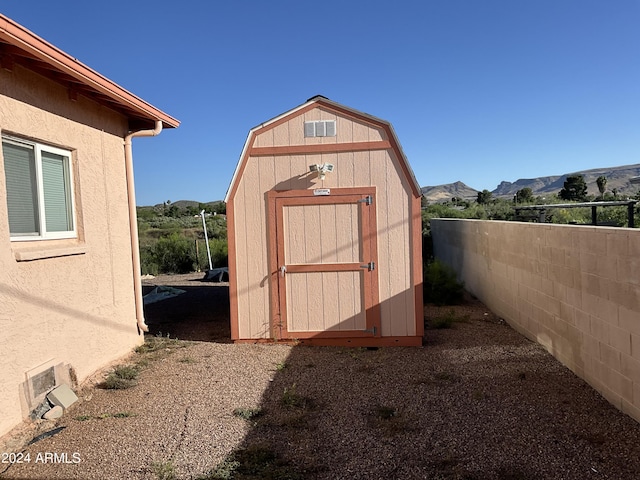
<box><xmin>2</xmin><ymin>141</ymin><xmax>39</xmax><ymax>236</ymax></box>
<box><xmin>41</xmin><ymin>151</ymin><xmax>72</xmax><ymax>232</ymax></box>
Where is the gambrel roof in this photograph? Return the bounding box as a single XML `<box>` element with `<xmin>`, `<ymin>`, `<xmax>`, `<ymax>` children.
<box><xmin>225</xmin><ymin>96</ymin><xmax>420</xmax><ymax>202</ymax></box>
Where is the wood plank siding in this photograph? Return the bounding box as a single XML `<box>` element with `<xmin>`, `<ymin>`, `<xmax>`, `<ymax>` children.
<box><xmin>227</xmin><ymin>98</ymin><xmax>423</xmax><ymax>345</ymax></box>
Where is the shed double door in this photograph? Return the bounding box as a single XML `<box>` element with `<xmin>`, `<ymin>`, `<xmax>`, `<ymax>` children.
<box><xmin>270</xmin><ymin>188</ymin><xmax>380</xmax><ymax>340</ymax></box>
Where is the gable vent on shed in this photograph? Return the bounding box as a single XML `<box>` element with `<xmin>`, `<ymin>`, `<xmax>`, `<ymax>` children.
<box><xmin>304</xmin><ymin>120</ymin><xmax>336</xmax><ymax>137</ymax></box>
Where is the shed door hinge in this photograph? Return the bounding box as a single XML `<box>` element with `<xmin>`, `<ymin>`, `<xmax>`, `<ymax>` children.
<box><xmin>357</xmin><ymin>195</ymin><xmax>373</xmax><ymax>205</ymax></box>
<box><xmin>359</xmin><ymin>261</ymin><xmax>375</xmax><ymax>271</ymax></box>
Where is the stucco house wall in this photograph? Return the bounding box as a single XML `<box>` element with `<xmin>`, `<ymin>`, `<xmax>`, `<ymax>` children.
<box><xmin>225</xmin><ymin>97</ymin><xmax>423</xmax><ymax>346</ymax></box>
<box><xmin>0</xmin><ymin>15</ymin><xmax>178</xmax><ymax>439</ymax></box>
<box><xmin>0</xmin><ymin>61</ymin><xmax>139</xmax><ymax>438</ymax></box>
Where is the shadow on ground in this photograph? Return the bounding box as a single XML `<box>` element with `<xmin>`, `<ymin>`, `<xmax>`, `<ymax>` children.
<box><xmin>201</xmin><ymin>312</ymin><xmax>640</xmax><ymax>480</ymax></box>
<box><xmin>142</xmin><ymin>279</ymin><xmax>231</xmax><ymax>343</ymax></box>
<box><xmin>137</xmin><ymin>280</ymin><xmax>640</xmax><ymax>479</ymax></box>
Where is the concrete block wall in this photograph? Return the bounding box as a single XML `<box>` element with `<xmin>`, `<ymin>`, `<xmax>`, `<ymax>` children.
<box><xmin>431</xmin><ymin>219</ymin><xmax>640</xmax><ymax>421</ymax></box>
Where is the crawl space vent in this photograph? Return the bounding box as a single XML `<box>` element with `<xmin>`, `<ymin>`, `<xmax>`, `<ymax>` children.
<box><xmin>30</xmin><ymin>367</ymin><xmax>56</xmax><ymax>397</ymax></box>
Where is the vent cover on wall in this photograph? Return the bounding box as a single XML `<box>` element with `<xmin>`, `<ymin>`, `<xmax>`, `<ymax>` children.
<box><xmin>31</xmin><ymin>367</ymin><xmax>56</xmax><ymax>397</ymax></box>
<box><xmin>22</xmin><ymin>360</ymin><xmax>72</xmax><ymax>413</ymax></box>
<box><xmin>304</xmin><ymin>120</ymin><xmax>336</xmax><ymax>137</ymax></box>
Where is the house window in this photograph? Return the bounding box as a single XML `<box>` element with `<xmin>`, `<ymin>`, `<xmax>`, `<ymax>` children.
<box><xmin>304</xmin><ymin>120</ymin><xmax>336</xmax><ymax>138</ymax></box>
<box><xmin>2</xmin><ymin>135</ymin><xmax>76</xmax><ymax>240</ymax></box>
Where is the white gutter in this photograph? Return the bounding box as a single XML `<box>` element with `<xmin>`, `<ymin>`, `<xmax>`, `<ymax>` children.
<box><xmin>124</xmin><ymin>120</ymin><xmax>162</xmax><ymax>333</ymax></box>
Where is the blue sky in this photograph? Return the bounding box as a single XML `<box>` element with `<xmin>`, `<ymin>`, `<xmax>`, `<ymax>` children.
<box><xmin>3</xmin><ymin>1</ymin><xmax>639</xmax><ymax>205</ymax></box>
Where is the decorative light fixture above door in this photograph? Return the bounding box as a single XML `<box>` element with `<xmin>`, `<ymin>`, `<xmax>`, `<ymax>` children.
<box><xmin>309</xmin><ymin>163</ymin><xmax>334</xmax><ymax>180</ymax></box>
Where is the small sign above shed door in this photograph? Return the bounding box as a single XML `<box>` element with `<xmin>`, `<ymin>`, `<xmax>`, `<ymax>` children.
<box><xmin>270</xmin><ymin>188</ymin><xmax>379</xmax><ymax>340</ymax></box>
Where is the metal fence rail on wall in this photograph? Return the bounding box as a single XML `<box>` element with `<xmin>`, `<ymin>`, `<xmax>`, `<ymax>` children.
<box><xmin>431</xmin><ymin>218</ymin><xmax>640</xmax><ymax>422</ymax></box>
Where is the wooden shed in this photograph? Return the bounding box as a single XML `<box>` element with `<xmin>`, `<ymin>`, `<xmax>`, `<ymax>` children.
<box><xmin>225</xmin><ymin>96</ymin><xmax>423</xmax><ymax>346</ymax></box>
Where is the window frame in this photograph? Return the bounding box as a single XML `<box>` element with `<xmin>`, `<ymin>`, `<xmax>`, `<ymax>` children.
<box><xmin>2</xmin><ymin>135</ymin><xmax>77</xmax><ymax>241</ymax></box>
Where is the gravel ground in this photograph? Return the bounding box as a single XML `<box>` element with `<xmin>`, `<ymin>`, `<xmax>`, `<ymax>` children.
<box><xmin>2</xmin><ymin>274</ymin><xmax>640</xmax><ymax>479</ymax></box>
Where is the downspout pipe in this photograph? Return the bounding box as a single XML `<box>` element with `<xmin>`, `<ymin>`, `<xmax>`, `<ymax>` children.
<box><xmin>124</xmin><ymin>120</ymin><xmax>162</xmax><ymax>333</ymax></box>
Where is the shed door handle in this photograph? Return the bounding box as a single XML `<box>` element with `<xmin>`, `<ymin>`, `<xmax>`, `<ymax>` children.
<box><xmin>280</xmin><ymin>265</ymin><xmax>287</xmax><ymax>277</ymax></box>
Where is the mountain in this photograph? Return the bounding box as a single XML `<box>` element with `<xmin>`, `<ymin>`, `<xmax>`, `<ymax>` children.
<box><xmin>148</xmin><ymin>200</ymin><xmax>223</xmax><ymax>209</ymax></box>
<box><xmin>421</xmin><ymin>181</ymin><xmax>479</xmax><ymax>203</ymax></box>
<box><xmin>422</xmin><ymin>164</ymin><xmax>640</xmax><ymax>203</ymax></box>
<box><xmin>491</xmin><ymin>164</ymin><xmax>640</xmax><ymax>199</ymax></box>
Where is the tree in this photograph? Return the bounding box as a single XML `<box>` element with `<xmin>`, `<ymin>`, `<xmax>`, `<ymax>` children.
<box><xmin>515</xmin><ymin>187</ymin><xmax>533</xmax><ymax>203</ymax></box>
<box><xmin>211</xmin><ymin>201</ymin><xmax>227</xmax><ymax>215</ymax></box>
<box><xmin>559</xmin><ymin>175</ymin><xmax>588</xmax><ymax>202</ymax></box>
<box><xmin>167</xmin><ymin>204</ymin><xmax>180</xmax><ymax>217</ymax></box>
<box><xmin>476</xmin><ymin>189</ymin><xmax>493</xmax><ymax>204</ymax></box>
<box><xmin>136</xmin><ymin>206</ymin><xmax>158</xmax><ymax>221</ymax></box>
<box><xmin>596</xmin><ymin>175</ymin><xmax>607</xmax><ymax>201</ymax></box>
<box><xmin>451</xmin><ymin>197</ymin><xmax>469</xmax><ymax>207</ymax></box>
<box><xmin>185</xmin><ymin>205</ymin><xmax>199</xmax><ymax>216</ymax></box>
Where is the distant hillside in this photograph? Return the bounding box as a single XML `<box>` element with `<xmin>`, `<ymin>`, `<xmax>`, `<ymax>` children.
<box><xmin>422</xmin><ymin>163</ymin><xmax>640</xmax><ymax>203</ymax></box>
<box><xmin>492</xmin><ymin>164</ymin><xmax>640</xmax><ymax>198</ymax></box>
<box><xmin>156</xmin><ymin>200</ymin><xmax>223</xmax><ymax>208</ymax></box>
<box><xmin>141</xmin><ymin>200</ymin><xmax>224</xmax><ymax>210</ymax></box>
<box><xmin>421</xmin><ymin>181</ymin><xmax>479</xmax><ymax>203</ymax></box>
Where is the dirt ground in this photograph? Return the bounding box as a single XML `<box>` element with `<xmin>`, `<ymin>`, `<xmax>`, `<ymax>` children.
<box><xmin>141</xmin><ymin>272</ymin><xmax>231</xmax><ymax>342</ymax></box>
<box><xmin>2</xmin><ymin>273</ymin><xmax>640</xmax><ymax>479</ymax></box>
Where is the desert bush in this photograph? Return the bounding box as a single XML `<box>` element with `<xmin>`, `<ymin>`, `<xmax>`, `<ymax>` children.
<box><xmin>205</xmin><ymin>215</ymin><xmax>227</xmax><ymax>240</ymax></box>
<box><xmin>232</xmin><ymin>407</ymin><xmax>263</xmax><ymax>421</ymax></box>
<box><xmin>197</xmin><ymin>238</ymin><xmax>228</xmax><ymax>269</ymax></box>
<box><xmin>140</xmin><ymin>245</ymin><xmax>159</xmax><ymax>276</ymax></box>
<box><xmin>549</xmin><ymin>207</ymin><xmax>590</xmax><ymax>225</ymax></box>
<box><xmin>596</xmin><ymin>206</ymin><xmax>630</xmax><ymax>227</ymax></box>
<box><xmin>140</xmin><ymin>234</ymin><xmax>229</xmax><ymax>275</ymax></box>
<box><xmin>138</xmin><ymin>207</ymin><xmax>229</xmax><ymax>275</ymax></box>
<box><xmin>205</xmin><ymin>444</ymin><xmax>299</xmax><ymax>480</ymax></box>
<box><xmin>99</xmin><ymin>365</ymin><xmax>139</xmax><ymax>390</ymax></box>
<box><xmin>429</xmin><ymin>309</ymin><xmax>470</xmax><ymax>329</ymax></box>
<box><xmin>153</xmin><ymin>233</ymin><xmax>194</xmax><ymax>274</ymax></box>
<box><xmin>145</xmin><ymin>216</ymin><xmax>201</xmax><ymax>230</ymax></box>
<box><xmin>423</xmin><ymin>259</ymin><xmax>464</xmax><ymax>305</ymax></box>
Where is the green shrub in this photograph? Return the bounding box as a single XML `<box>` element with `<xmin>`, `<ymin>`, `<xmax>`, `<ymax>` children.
<box><xmin>596</xmin><ymin>206</ymin><xmax>629</xmax><ymax>227</ymax></box>
<box><xmin>151</xmin><ymin>460</ymin><xmax>177</xmax><ymax>480</ymax></box>
<box><xmin>430</xmin><ymin>309</ymin><xmax>456</xmax><ymax>329</ymax></box>
<box><xmin>154</xmin><ymin>232</ymin><xmax>194</xmax><ymax>273</ymax></box>
<box><xmin>197</xmin><ymin>238</ymin><xmax>229</xmax><ymax>269</ymax></box>
<box><xmin>205</xmin><ymin>216</ymin><xmax>228</xmax><ymax>240</ymax></box>
<box><xmin>281</xmin><ymin>384</ymin><xmax>316</xmax><ymax>410</ymax></box>
<box><xmin>134</xmin><ymin>336</ymin><xmax>187</xmax><ymax>355</ymax></box>
<box><xmin>140</xmin><ymin>232</ymin><xmax>228</xmax><ymax>275</ymax></box>
<box><xmin>429</xmin><ymin>309</ymin><xmax>469</xmax><ymax>329</ymax></box>
<box><xmin>205</xmin><ymin>444</ymin><xmax>300</xmax><ymax>480</ymax></box>
<box><xmin>112</xmin><ymin>365</ymin><xmax>139</xmax><ymax>380</ymax></box>
<box><xmin>137</xmin><ymin>206</ymin><xmax>230</xmax><ymax>275</ymax></box>
<box><xmin>140</xmin><ymin>245</ymin><xmax>159</xmax><ymax>276</ymax></box>
<box><xmin>424</xmin><ymin>259</ymin><xmax>464</xmax><ymax>305</ymax></box>
<box><xmin>99</xmin><ymin>365</ymin><xmax>140</xmax><ymax>390</ymax></box>
<box><xmin>232</xmin><ymin>407</ymin><xmax>263</xmax><ymax>421</ymax></box>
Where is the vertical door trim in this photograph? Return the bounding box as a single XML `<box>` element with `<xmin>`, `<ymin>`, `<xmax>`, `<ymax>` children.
<box><xmin>267</xmin><ymin>187</ymin><xmax>379</xmax><ymax>340</ymax></box>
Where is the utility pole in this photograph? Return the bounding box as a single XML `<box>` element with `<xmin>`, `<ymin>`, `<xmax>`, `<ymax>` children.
<box><xmin>200</xmin><ymin>210</ymin><xmax>213</xmax><ymax>271</ymax></box>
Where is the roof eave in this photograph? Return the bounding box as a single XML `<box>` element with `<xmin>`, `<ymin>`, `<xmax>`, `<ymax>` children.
<box><xmin>0</xmin><ymin>14</ymin><xmax>179</xmax><ymax>129</ymax></box>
